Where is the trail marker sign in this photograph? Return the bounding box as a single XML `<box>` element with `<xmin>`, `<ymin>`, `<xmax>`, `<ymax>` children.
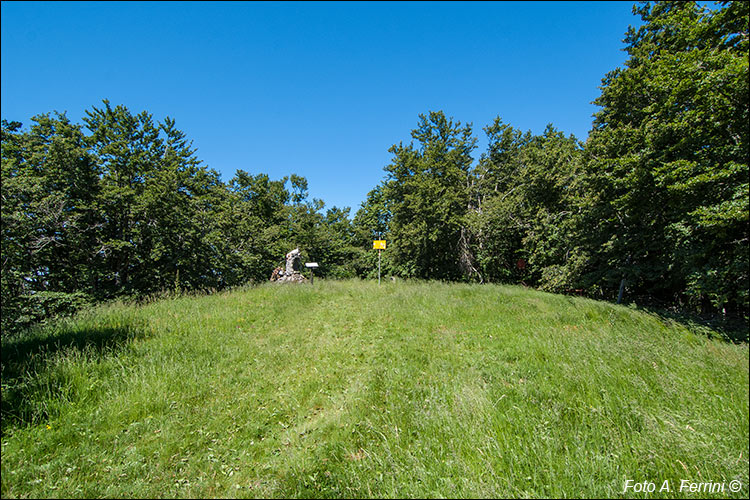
<box><xmin>305</xmin><ymin>262</ymin><xmax>319</xmax><ymax>284</ymax></box>
<box><xmin>373</xmin><ymin>240</ymin><xmax>386</xmax><ymax>284</ymax></box>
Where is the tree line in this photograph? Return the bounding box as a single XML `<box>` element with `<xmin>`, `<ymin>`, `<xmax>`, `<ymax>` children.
<box><xmin>2</xmin><ymin>1</ymin><xmax>747</xmax><ymax>335</ymax></box>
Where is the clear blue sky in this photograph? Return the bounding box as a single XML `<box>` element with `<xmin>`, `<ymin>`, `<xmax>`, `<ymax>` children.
<box><xmin>2</xmin><ymin>1</ymin><xmax>644</xmax><ymax>213</ymax></box>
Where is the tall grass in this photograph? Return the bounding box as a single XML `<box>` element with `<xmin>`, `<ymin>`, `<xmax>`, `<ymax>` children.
<box><xmin>2</xmin><ymin>280</ymin><xmax>748</xmax><ymax>498</ymax></box>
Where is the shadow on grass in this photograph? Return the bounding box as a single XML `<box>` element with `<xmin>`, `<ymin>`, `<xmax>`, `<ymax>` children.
<box><xmin>634</xmin><ymin>304</ymin><xmax>749</xmax><ymax>344</ymax></box>
<box><xmin>1</xmin><ymin>318</ymin><xmax>148</xmax><ymax>434</ymax></box>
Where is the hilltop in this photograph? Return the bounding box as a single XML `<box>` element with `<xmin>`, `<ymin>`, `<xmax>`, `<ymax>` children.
<box><xmin>1</xmin><ymin>280</ymin><xmax>748</xmax><ymax>498</ymax></box>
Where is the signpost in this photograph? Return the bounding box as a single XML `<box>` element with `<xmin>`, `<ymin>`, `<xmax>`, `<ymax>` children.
<box><xmin>373</xmin><ymin>240</ymin><xmax>386</xmax><ymax>284</ymax></box>
<box><xmin>305</xmin><ymin>262</ymin><xmax>319</xmax><ymax>284</ymax></box>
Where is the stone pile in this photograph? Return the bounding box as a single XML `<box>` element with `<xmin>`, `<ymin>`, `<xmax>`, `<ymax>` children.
<box><xmin>269</xmin><ymin>248</ymin><xmax>308</xmax><ymax>283</ymax></box>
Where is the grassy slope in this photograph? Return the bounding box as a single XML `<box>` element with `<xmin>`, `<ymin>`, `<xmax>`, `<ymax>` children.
<box><xmin>1</xmin><ymin>280</ymin><xmax>748</xmax><ymax>498</ymax></box>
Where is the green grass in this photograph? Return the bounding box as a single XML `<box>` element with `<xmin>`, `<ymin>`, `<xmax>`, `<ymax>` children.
<box><xmin>1</xmin><ymin>280</ymin><xmax>748</xmax><ymax>498</ymax></box>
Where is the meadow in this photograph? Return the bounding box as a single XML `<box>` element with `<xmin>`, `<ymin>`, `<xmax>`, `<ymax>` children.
<box><xmin>1</xmin><ymin>280</ymin><xmax>748</xmax><ymax>498</ymax></box>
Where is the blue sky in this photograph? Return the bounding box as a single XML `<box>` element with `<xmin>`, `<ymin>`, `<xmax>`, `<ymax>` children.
<box><xmin>2</xmin><ymin>1</ymin><xmax>644</xmax><ymax>213</ymax></box>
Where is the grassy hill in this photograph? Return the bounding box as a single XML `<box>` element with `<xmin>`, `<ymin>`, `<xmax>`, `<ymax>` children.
<box><xmin>1</xmin><ymin>280</ymin><xmax>748</xmax><ymax>498</ymax></box>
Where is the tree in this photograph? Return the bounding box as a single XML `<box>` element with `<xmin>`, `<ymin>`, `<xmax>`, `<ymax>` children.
<box><xmin>515</xmin><ymin>125</ymin><xmax>585</xmax><ymax>291</ymax></box>
<box><xmin>1</xmin><ymin>114</ymin><xmax>99</xmax><ymax>334</ymax></box>
<box><xmin>466</xmin><ymin>118</ymin><xmax>531</xmax><ymax>283</ymax></box>
<box><xmin>467</xmin><ymin>119</ymin><xmax>584</xmax><ymax>289</ymax></box>
<box><xmin>352</xmin><ymin>183</ymin><xmax>392</xmax><ymax>278</ymax></box>
<box><xmin>583</xmin><ymin>0</ymin><xmax>748</xmax><ymax>315</ymax></box>
<box><xmin>382</xmin><ymin>111</ymin><xmax>477</xmax><ymax>280</ymax></box>
<box><xmin>83</xmin><ymin>100</ymin><xmax>164</xmax><ymax>296</ymax></box>
<box><xmin>222</xmin><ymin>170</ymin><xmax>291</xmax><ymax>284</ymax></box>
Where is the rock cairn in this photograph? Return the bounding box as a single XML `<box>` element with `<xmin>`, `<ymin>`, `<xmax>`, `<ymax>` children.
<box><xmin>269</xmin><ymin>248</ymin><xmax>308</xmax><ymax>283</ymax></box>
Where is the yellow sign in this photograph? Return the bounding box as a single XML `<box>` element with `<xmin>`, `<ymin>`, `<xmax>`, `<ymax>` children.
<box><xmin>373</xmin><ymin>240</ymin><xmax>386</xmax><ymax>249</ymax></box>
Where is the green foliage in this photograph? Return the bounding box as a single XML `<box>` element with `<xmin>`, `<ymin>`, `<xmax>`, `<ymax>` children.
<box><xmin>379</xmin><ymin>111</ymin><xmax>477</xmax><ymax>280</ymax></box>
<box><xmin>351</xmin><ymin>184</ymin><xmax>394</xmax><ymax>278</ymax></box>
<box><xmin>2</xmin><ymin>114</ymin><xmax>99</xmax><ymax>335</ymax></box>
<box><xmin>583</xmin><ymin>0</ymin><xmax>748</xmax><ymax>315</ymax></box>
<box><xmin>467</xmin><ymin>120</ymin><xmax>584</xmax><ymax>289</ymax></box>
<box><xmin>82</xmin><ymin>101</ymin><xmax>231</xmax><ymax>296</ymax></box>
<box><xmin>222</xmin><ymin>170</ymin><xmax>290</xmax><ymax>284</ymax></box>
